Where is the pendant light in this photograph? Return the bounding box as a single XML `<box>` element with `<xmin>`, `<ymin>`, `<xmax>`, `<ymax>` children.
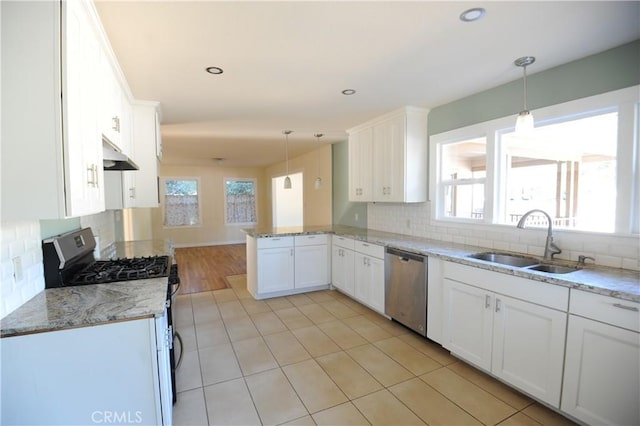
<box><xmin>283</xmin><ymin>130</ymin><xmax>292</xmax><ymax>189</ymax></box>
<box><xmin>314</xmin><ymin>133</ymin><xmax>323</xmax><ymax>190</ymax></box>
<box><xmin>514</xmin><ymin>56</ymin><xmax>535</xmax><ymax>135</ymax></box>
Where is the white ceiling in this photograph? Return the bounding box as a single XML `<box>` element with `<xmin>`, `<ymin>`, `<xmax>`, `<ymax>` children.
<box><xmin>95</xmin><ymin>1</ymin><xmax>640</xmax><ymax>168</ymax></box>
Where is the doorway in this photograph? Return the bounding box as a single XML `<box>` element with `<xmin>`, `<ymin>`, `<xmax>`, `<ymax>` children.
<box><xmin>272</xmin><ymin>172</ymin><xmax>303</xmax><ymax>227</ymax></box>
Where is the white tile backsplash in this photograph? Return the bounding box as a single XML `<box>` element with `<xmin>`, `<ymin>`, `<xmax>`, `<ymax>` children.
<box><xmin>368</xmin><ymin>201</ymin><xmax>640</xmax><ymax>271</ymax></box>
<box><xmin>1</xmin><ymin>221</ymin><xmax>45</xmax><ymax>319</ymax></box>
<box><xmin>80</xmin><ymin>210</ymin><xmax>116</xmax><ymax>253</ymax></box>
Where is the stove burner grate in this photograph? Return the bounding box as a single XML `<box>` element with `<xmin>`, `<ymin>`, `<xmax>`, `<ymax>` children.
<box><xmin>68</xmin><ymin>256</ymin><xmax>170</xmax><ymax>285</ymax></box>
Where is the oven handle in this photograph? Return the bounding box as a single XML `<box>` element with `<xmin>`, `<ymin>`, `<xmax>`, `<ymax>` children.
<box><xmin>170</xmin><ymin>280</ymin><xmax>181</xmax><ymax>298</ymax></box>
<box><xmin>174</xmin><ymin>331</ymin><xmax>184</xmax><ymax>370</ymax></box>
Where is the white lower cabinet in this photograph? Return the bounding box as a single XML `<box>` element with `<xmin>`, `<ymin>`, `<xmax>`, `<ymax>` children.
<box><xmin>0</xmin><ymin>313</ymin><xmax>173</xmax><ymax>425</ymax></box>
<box><xmin>353</xmin><ymin>241</ymin><xmax>385</xmax><ymax>314</ymax></box>
<box><xmin>332</xmin><ymin>236</ymin><xmax>355</xmax><ymax>297</ymax></box>
<box><xmin>294</xmin><ymin>235</ymin><xmax>330</xmax><ymax>289</ymax></box>
<box><xmin>442</xmin><ymin>262</ymin><xmax>568</xmax><ymax>408</ymax></box>
<box><xmin>561</xmin><ymin>291</ymin><xmax>640</xmax><ymax>426</ymax></box>
<box><xmin>246</xmin><ymin>235</ymin><xmax>330</xmax><ymax>299</ymax></box>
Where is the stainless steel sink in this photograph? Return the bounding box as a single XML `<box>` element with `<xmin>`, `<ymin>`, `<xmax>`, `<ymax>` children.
<box><xmin>468</xmin><ymin>252</ymin><xmax>539</xmax><ymax>267</ymax></box>
<box><xmin>527</xmin><ymin>264</ymin><xmax>577</xmax><ymax>274</ymax></box>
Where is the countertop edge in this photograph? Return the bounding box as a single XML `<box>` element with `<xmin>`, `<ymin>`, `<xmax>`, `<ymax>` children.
<box><xmin>244</xmin><ymin>226</ymin><xmax>640</xmax><ymax>303</ymax></box>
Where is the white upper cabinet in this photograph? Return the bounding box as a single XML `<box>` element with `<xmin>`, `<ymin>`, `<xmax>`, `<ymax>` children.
<box><xmin>105</xmin><ymin>102</ymin><xmax>161</xmax><ymax>209</ymax></box>
<box><xmin>348</xmin><ymin>107</ymin><xmax>429</xmax><ymax>203</ymax></box>
<box><xmin>348</xmin><ymin>127</ymin><xmax>373</xmax><ymax>201</ymax></box>
<box><xmin>2</xmin><ymin>0</ymin><xmax>106</xmax><ymax>219</ymax></box>
<box><xmin>1</xmin><ymin>0</ymin><xmax>158</xmax><ymax>220</ymax></box>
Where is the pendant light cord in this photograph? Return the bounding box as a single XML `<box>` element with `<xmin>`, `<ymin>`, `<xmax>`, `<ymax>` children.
<box><xmin>522</xmin><ymin>65</ymin><xmax>528</xmax><ymax>111</ymax></box>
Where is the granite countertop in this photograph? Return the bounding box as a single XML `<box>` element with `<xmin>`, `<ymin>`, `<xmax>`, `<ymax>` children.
<box><xmin>100</xmin><ymin>239</ymin><xmax>174</xmax><ymax>260</ymax></box>
<box><xmin>244</xmin><ymin>225</ymin><xmax>640</xmax><ymax>303</ymax></box>
<box><xmin>1</xmin><ymin>240</ymin><xmax>173</xmax><ymax>338</ymax></box>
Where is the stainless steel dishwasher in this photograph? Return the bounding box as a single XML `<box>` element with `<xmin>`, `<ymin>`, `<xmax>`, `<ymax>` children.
<box><xmin>385</xmin><ymin>247</ymin><xmax>427</xmax><ymax>336</ymax></box>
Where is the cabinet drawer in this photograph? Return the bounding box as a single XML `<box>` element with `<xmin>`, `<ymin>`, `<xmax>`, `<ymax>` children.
<box><xmin>295</xmin><ymin>234</ymin><xmax>329</xmax><ymax>246</ymax></box>
<box><xmin>257</xmin><ymin>236</ymin><xmax>294</xmax><ymax>249</ymax></box>
<box><xmin>332</xmin><ymin>235</ymin><xmax>355</xmax><ymax>250</ymax></box>
<box><xmin>355</xmin><ymin>241</ymin><xmax>384</xmax><ymax>259</ymax></box>
<box><xmin>570</xmin><ymin>290</ymin><xmax>640</xmax><ymax>332</ymax></box>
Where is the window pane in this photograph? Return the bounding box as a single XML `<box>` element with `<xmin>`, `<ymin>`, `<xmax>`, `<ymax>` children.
<box><xmin>225</xmin><ymin>179</ymin><xmax>257</xmax><ymax>224</ymax></box>
<box><xmin>441</xmin><ymin>138</ymin><xmax>487</xmax><ymax>180</ymax></box>
<box><xmin>164</xmin><ymin>179</ymin><xmax>199</xmax><ymax>226</ymax></box>
<box><xmin>444</xmin><ymin>183</ymin><xmax>485</xmax><ymax>219</ymax></box>
<box><xmin>440</xmin><ymin>138</ymin><xmax>486</xmax><ymax>219</ymax></box>
<box><xmin>502</xmin><ymin>112</ymin><xmax>617</xmax><ymax>232</ymax></box>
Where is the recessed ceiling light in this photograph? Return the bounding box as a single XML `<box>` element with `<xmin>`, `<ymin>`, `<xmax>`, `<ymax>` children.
<box><xmin>342</xmin><ymin>89</ymin><xmax>356</xmax><ymax>95</ymax></box>
<box><xmin>205</xmin><ymin>66</ymin><xmax>224</xmax><ymax>75</ymax></box>
<box><xmin>460</xmin><ymin>7</ymin><xmax>486</xmax><ymax>22</ymax></box>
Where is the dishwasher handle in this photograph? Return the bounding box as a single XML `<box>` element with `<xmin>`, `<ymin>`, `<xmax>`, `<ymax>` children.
<box><xmin>386</xmin><ymin>247</ymin><xmax>426</xmax><ymax>263</ymax></box>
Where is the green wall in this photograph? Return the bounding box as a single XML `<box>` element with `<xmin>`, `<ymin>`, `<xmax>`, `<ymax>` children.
<box><xmin>428</xmin><ymin>40</ymin><xmax>640</xmax><ymax>135</ymax></box>
<box><xmin>332</xmin><ymin>141</ymin><xmax>367</xmax><ymax>227</ymax></box>
<box><xmin>331</xmin><ymin>40</ymin><xmax>639</xmax><ymax>225</ymax></box>
<box><xmin>40</xmin><ymin>218</ymin><xmax>81</xmax><ymax>239</ymax></box>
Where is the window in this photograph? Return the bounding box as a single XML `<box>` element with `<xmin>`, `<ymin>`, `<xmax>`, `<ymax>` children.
<box><xmin>163</xmin><ymin>178</ymin><xmax>200</xmax><ymax>227</ymax></box>
<box><xmin>499</xmin><ymin>112</ymin><xmax>618</xmax><ymax>232</ymax></box>
<box><xmin>431</xmin><ymin>86</ymin><xmax>639</xmax><ymax>234</ymax></box>
<box><xmin>439</xmin><ymin>138</ymin><xmax>487</xmax><ymax>220</ymax></box>
<box><xmin>225</xmin><ymin>179</ymin><xmax>257</xmax><ymax>225</ymax></box>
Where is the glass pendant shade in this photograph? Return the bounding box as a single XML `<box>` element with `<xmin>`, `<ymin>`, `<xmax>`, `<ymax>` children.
<box><xmin>515</xmin><ymin>110</ymin><xmax>534</xmax><ymax>135</ymax></box>
<box><xmin>284</xmin><ymin>176</ymin><xmax>292</xmax><ymax>189</ymax></box>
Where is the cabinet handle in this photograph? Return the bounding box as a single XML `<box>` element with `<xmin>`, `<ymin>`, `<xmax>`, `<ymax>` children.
<box><xmin>271</xmin><ymin>238</ymin><xmax>280</xmax><ymax>241</ymax></box>
<box><xmin>290</xmin><ymin>248</ymin><xmax>294</xmax><ymax>256</ymax></box>
<box><xmin>87</xmin><ymin>164</ymin><xmax>98</xmax><ymax>187</ymax></box>
<box><xmin>94</xmin><ymin>165</ymin><xmax>99</xmax><ymax>188</ymax></box>
<box><xmin>613</xmin><ymin>303</ymin><xmax>639</xmax><ymax>312</ymax></box>
<box><xmin>87</xmin><ymin>165</ymin><xmax>94</xmax><ymax>186</ymax></box>
<box><xmin>112</xmin><ymin>116</ymin><xmax>120</xmax><ymax>133</ymax></box>
<box><xmin>495</xmin><ymin>298</ymin><xmax>501</xmax><ymax>313</ymax></box>
<box><xmin>485</xmin><ymin>295</ymin><xmax>491</xmax><ymax>309</ymax></box>
<box><xmin>129</xmin><ymin>187</ymin><xmax>136</xmax><ymax>198</ymax></box>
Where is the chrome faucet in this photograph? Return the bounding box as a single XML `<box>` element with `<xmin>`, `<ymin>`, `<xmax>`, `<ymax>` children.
<box><xmin>516</xmin><ymin>209</ymin><xmax>562</xmax><ymax>260</ymax></box>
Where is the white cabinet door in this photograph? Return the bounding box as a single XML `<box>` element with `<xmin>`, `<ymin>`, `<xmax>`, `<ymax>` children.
<box><xmin>295</xmin><ymin>244</ymin><xmax>329</xmax><ymax>289</ymax></box>
<box><xmin>442</xmin><ymin>278</ymin><xmax>493</xmax><ymax>371</ymax></box>
<box><xmin>368</xmin><ymin>255</ymin><xmax>385</xmax><ymax>313</ymax></box>
<box><xmin>492</xmin><ymin>295</ymin><xmax>567</xmax><ymax>407</ymax></box>
<box><xmin>348</xmin><ymin>127</ymin><xmax>373</xmax><ymax>202</ymax></box>
<box><xmin>332</xmin><ymin>246</ymin><xmax>355</xmax><ymax>296</ymax></box>
<box><xmin>257</xmin><ymin>247</ymin><xmax>295</xmax><ymax>293</ymax></box>
<box><xmin>63</xmin><ymin>0</ymin><xmax>104</xmax><ymax>217</ymax></box>
<box><xmin>373</xmin><ymin>114</ymin><xmax>405</xmax><ymax>202</ymax></box>
<box><xmin>354</xmin><ymin>252</ymin><xmax>370</xmax><ymax>304</ymax></box>
<box><xmin>562</xmin><ymin>315</ymin><xmax>640</xmax><ymax>426</ymax></box>
<box><xmin>354</xmin><ymin>253</ymin><xmax>385</xmax><ymax>314</ymax></box>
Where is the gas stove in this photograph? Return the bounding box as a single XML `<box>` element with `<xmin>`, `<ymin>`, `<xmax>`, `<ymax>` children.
<box><xmin>42</xmin><ymin>228</ymin><xmax>171</xmax><ymax>288</ymax></box>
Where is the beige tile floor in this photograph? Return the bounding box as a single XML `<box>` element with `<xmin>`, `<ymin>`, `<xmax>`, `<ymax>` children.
<box><xmin>173</xmin><ymin>275</ymin><xmax>576</xmax><ymax>426</ymax></box>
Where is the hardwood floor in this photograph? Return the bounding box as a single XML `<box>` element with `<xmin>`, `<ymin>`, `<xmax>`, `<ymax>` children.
<box><xmin>174</xmin><ymin>244</ymin><xmax>247</xmax><ymax>294</ymax></box>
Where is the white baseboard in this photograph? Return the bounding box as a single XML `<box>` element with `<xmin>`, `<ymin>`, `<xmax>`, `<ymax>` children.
<box><xmin>173</xmin><ymin>239</ymin><xmax>246</xmax><ymax>248</ymax></box>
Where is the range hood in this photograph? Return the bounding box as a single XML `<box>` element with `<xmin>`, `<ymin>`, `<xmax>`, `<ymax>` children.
<box><xmin>103</xmin><ymin>138</ymin><xmax>139</xmax><ymax>171</ymax></box>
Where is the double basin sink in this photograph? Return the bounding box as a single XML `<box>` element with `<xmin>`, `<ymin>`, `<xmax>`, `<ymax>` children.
<box><xmin>469</xmin><ymin>252</ymin><xmax>578</xmax><ymax>274</ymax></box>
